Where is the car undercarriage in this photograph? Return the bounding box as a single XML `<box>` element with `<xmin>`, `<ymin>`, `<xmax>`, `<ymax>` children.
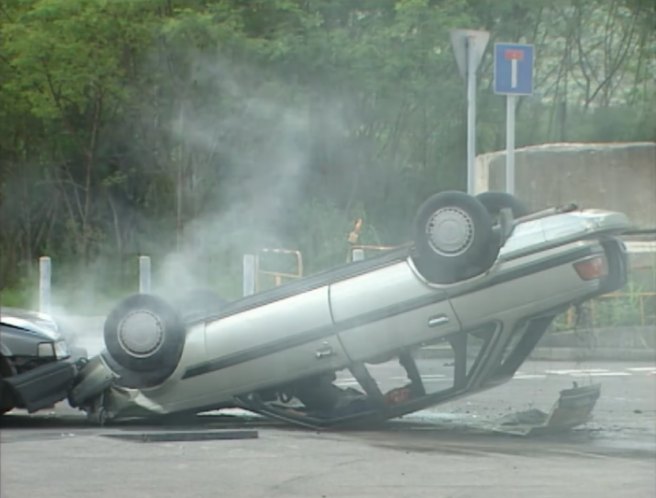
<box><xmin>237</xmin><ymin>316</ymin><xmax>557</xmax><ymax>429</ymax></box>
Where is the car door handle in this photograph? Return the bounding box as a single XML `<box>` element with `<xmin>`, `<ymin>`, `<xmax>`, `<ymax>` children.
<box><xmin>428</xmin><ymin>314</ymin><xmax>450</xmax><ymax>327</ymax></box>
<box><xmin>315</xmin><ymin>342</ymin><xmax>335</xmax><ymax>359</ymax></box>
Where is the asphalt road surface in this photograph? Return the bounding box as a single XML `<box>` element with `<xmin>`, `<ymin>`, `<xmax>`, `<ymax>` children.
<box><xmin>1</xmin><ymin>359</ymin><xmax>655</xmax><ymax>498</ymax></box>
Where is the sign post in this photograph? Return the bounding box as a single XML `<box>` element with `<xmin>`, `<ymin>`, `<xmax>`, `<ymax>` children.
<box><xmin>494</xmin><ymin>43</ymin><xmax>534</xmax><ymax>195</ymax></box>
<box><xmin>39</xmin><ymin>256</ymin><xmax>51</xmax><ymax>314</ymax></box>
<box><xmin>138</xmin><ymin>255</ymin><xmax>151</xmax><ymax>294</ymax></box>
<box><xmin>451</xmin><ymin>29</ymin><xmax>490</xmax><ymax>194</ymax></box>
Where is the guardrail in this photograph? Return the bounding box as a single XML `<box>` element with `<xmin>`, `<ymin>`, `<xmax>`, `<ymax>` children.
<box><xmin>347</xmin><ymin>244</ymin><xmax>398</xmax><ymax>262</ymax></box>
<box><xmin>37</xmin><ymin>255</ymin><xmax>153</xmax><ymax>313</ymax></box>
<box><xmin>353</xmin><ymin>237</ymin><xmax>655</xmax><ymax>330</ymax></box>
<box><xmin>254</xmin><ymin>248</ymin><xmax>304</xmax><ymax>292</ymax></box>
<box><xmin>38</xmin><ymin>251</ymin><xmax>654</xmax><ymax>329</ymax></box>
<box><xmin>561</xmin><ymin>291</ymin><xmax>656</xmax><ymax>328</ymax></box>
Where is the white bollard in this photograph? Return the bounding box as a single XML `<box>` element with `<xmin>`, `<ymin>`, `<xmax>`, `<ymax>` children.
<box><xmin>243</xmin><ymin>254</ymin><xmax>256</xmax><ymax>296</ymax></box>
<box><xmin>39</xmin><ymin>256</ymin><xmax>51</xmax><ymax>314</ymax></box>
<box><xmin>139</xmin><ymin>255</ymin><xmax>151</xmax><ymax>294</ymax></box>
<box><xmin>352</xmin><ymin>248</ymin><xmax>365</xmax><ymax>262</ymax></box>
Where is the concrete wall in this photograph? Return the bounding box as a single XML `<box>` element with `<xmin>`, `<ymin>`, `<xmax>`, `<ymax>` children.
<box><xmin>475</xmin><ymin>142</ymin><xmax>656</xmax><ymax>229</ymax></box>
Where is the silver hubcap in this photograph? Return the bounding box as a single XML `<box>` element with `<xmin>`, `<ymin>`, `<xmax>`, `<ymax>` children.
<box><xmin>117</xmin><ymin>310</ymin><xmax>164</xmax><ymax>358</ymax></box>
<box><xmin>426</xmin><ymin>207</ymin><xmax>475</xmax><ymax>256</ymax></box>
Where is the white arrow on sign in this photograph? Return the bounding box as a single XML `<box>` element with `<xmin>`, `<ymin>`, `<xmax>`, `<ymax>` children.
<box><xmin>504</xmin><ymin>48</ymin><xmax>525</xmax><ymax>89</ymax></box>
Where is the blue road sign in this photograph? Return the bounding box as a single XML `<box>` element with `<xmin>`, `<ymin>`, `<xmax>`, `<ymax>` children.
<box><xmin>494</xmin><ymin>43</ymin><xmax>534</xmax><ymax>95</ymax></box>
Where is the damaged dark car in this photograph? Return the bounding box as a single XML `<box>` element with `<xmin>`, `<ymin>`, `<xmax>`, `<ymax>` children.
<box><xmin>0</xmin><ymin>308</ymin><xmax>82</xmax><ymax>415</ymax></box>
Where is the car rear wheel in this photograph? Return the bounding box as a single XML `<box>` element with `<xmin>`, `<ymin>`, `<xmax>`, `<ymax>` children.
<box><xmin>104</xmin><ymin>294</ymin><xmax>185</xmax><ymax>380</ymax></box>
<box><xmin>413</xmin><ymin>191</ymin><xmax>499</xmax><ymax>284</ymax></box>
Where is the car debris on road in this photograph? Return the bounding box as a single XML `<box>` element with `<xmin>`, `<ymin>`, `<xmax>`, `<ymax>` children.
<box><xmin>492</xmin><ymin>383</ymin><xmax>602</xmax><ymax>436</ymax></box>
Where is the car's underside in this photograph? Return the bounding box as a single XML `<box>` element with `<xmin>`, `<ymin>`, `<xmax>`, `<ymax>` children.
<box><xmin>237</xmin><ymin>315</ymin><xmax>556</xmax><ymax>429</ymax></box>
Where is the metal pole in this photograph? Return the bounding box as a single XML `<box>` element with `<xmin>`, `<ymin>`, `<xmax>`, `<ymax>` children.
<box><xmin>138</xmin><ymin>256</ymin><xmax>151</xmax><ymax>294</ymax></box>
<box><xmin>243</xmin><ymin>254</ymin><xmax>256</xmax><ymax>296</ymax></box>
<box><xmin>466</xmin><ymin>37</ymin><xmax>477</xmax><ymax>195</ymax></box>
<box><xmin>39</xmin><ymin>256</ymin><xmax>51</xmax><ymax>314</ymax></box>
<box><xmin>352</xmin><ymin>248</ymin><xmax>365</xmax><ymax>262</ymax></box>
<box><xmin>505</xmin><ymin>95</ymin><xmax>517</xmax><ymax>195</ymax></box>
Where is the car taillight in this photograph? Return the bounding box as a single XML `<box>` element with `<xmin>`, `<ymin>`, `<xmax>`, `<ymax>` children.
<box><xmin>573</xmin><ymin>256</ymin><xmax>608</xmax><ymax>280</ymax></box>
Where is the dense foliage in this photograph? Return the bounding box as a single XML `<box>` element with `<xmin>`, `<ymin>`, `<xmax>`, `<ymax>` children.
<box><xmin>1</xmin><ymin>0</ymin><xmax>654</xmax><ymax>304</ymax></box>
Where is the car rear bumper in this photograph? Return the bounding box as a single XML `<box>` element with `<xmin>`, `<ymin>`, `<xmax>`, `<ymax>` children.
<box><xmin>4</xmin><ymin>358</ymin><xmax>78</xmax><ymax>413</ymax></box>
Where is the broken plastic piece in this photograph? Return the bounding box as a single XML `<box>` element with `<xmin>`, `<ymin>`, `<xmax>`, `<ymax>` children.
<box><xmin>493</xmin><ymin>384</ymin><xmax>601</xmax><ymax>436</ymax></box>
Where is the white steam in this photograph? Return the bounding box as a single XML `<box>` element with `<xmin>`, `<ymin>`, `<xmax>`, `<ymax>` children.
<box><xmin>25</xmin><ymin>55</ymin><xmax>355</xmax><ymax>358</ymax></box>
<box><xmin>154</xmin><ymin>57</ymin><xmax>329</xmax><ymax>301</ymax></box>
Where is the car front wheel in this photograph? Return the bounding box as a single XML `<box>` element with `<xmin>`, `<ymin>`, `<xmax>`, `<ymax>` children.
<box><xmin>104</xmin><ymin>294</ymin><xmax>186</xmax><ymax>384</ymax></box>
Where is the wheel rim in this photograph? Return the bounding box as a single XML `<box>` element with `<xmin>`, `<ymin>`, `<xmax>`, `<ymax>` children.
<box><xmin>425</xmin><ymin>207</ymin><xmax>475</xmax><ymax>256</ymax></box>
<box><xmin>117</xmin><ymin>310</ymin><xmax>165</xmax><ymax>358</ymax></box>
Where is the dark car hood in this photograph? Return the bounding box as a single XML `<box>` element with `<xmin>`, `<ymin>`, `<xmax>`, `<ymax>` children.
<box><xmin>0</xmin><ymin>307</ymin><xmax>63</xmax><ymax>341</ymax></box>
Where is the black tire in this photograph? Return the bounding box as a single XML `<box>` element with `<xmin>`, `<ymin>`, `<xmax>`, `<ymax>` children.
<box><xmin>0</xmin><ymin>358</ymin><xmax>14</xmax><ymax>414</ymax></box>
<box><xmin>104</xmin><ymin>294</ymin><xmax>185</xmax><ymax>376</ymax></box>
<box><xmin>476</xmin><ymin>191</ymin><xmax>529</xmax><ymax>218</ymax></box>
<box><xmin>0</xmin><ymin>381</ymin><xmax>14</xmax><ymax>415</ymax></box>
<box><xmin>413</xmin><ymin>191</ymin><xmax>499</xmax><ymax>284</ymax></box>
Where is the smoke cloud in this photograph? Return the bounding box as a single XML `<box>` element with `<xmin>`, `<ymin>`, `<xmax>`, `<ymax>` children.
<box><xmin>39</xmin><ymin>52</ymin><xmax>358</xmax><ymax>355</ymax></box>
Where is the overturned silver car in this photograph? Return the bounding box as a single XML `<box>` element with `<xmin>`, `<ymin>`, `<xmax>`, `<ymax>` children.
<box><xmin>70</xmin><ymin>191</ymin><xmax>631</xmax><ymax>428</ymax></box>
